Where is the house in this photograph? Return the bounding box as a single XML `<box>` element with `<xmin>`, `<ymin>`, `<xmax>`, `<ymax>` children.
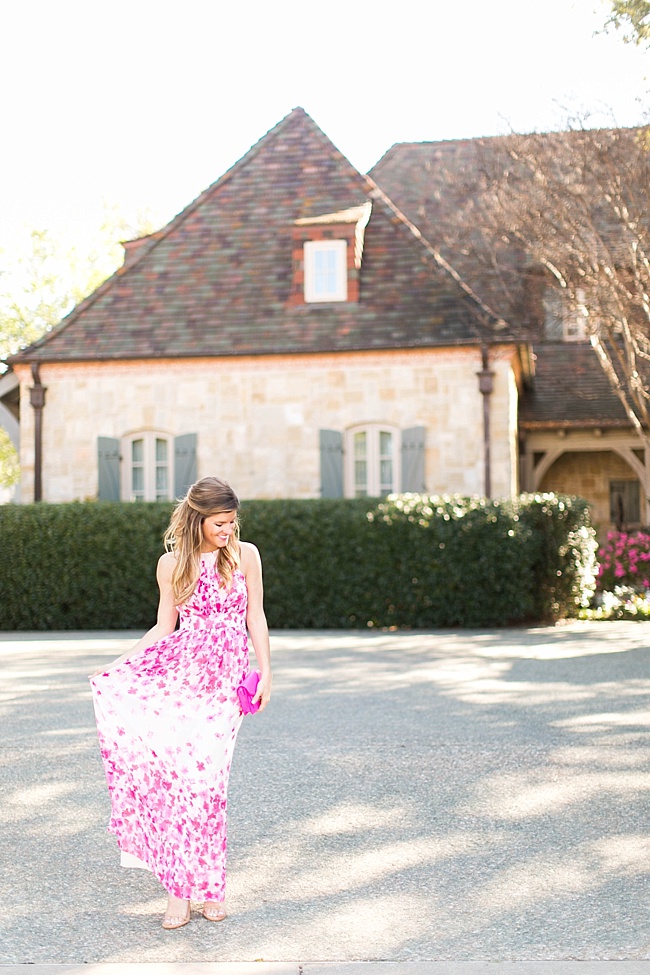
<box><xmin>368</xmin><ymin>132</ymin><xmax>648</xmax><ymax>532</ymax></box>
<box><xmin>0</xmin><ymin>108</ymin><xmax>642</xmax><ymax>532</ymax></box>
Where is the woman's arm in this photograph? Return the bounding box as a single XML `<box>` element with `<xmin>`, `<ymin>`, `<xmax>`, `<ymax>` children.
<box><xmin>90</xmin><ymin>552</ymin><xmax>179</xmax><ymax>677</ymax></box>
<box><xmin>240</xmin><ymin>541</ymin><xmax>272</xmax><ymax>711</ymax></box>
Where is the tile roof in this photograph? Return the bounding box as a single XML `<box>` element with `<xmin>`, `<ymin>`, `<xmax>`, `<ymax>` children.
<box><xmin>369</xmin><ymin>127</ymin><xmax>648</xmax><ymax>335</ymax></box>
<box><xmin>369</xmin><ymin>135</ymin><xmax>531</xmax><ymax>332</ymax></box>
<box><xmin>9</xmin><ymin>109</ymin><xmax>508</xmax><ymax>366</ymax></box>
<box><xmin>519</xmin><ymin>342</ymin><xmax>629</xmax><ymax>427</ymax></box>
<box><xmin>371</xmin><ymin>132</ymin><xmax>642</xmax><ymax>429</ymax></box>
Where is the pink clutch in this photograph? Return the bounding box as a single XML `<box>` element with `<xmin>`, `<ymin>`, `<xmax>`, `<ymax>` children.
<box><xmin>237</xmin><ymin>669</ymin><xmax>261</xmax><ymax>714</ymax></box>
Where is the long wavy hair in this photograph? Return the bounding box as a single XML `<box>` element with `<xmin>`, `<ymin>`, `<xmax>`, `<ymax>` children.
<box><xmin>163</xmin><ymin>476</ymin><xmax>241</xmax><ymax>604</ymax></box>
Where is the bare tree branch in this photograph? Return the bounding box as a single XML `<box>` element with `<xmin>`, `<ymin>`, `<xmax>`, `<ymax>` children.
<box><xmin>446</xmin><ymin>126</ymin><xmax>650</xmax><ymax>448</ymax></box>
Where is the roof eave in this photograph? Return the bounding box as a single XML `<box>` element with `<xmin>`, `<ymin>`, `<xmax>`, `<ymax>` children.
<box><xmin>519</xmin><ymin>418</ymin><xmax>634</xmax><ymax>430</ymax></box>
<box><xmin>3</xmin><ymin>335</ymin><xmax>512</xmax><ymax>367</ymax></box>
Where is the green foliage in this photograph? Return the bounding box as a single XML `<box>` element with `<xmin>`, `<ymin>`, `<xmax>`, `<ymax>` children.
<box><xmin>1</xmin><ymin>228</ymin><xmax>103</xmax><ymax>362</ymax></box>
<box><xmin>605</xmin><ymin>0</ymin><xmax>650</xmax><ymax>45</ymax></box>
<box><xmin>363</xmin><ymin>492</ymin><xmax>597</xmax><ymax>626</ymax></box>
<box><xmin>0</xmin><ymin>210</ymin><xmax>160</xmax><ymax>488</ymax></box>
<box><xmin>239</xmin><ymin>498</ymin><xmax>377</xmax><ymax>628</ymax></box>
<box><xmin>513</xmin><ymin>492</ymin><xmax>598</xmax><ymax>618</ymax></box>
<box><xmin>0</xmin><ymin>493</ymin><xmax>596</xmax><ymax>631</ymax></box>
<box><xmin>0</xmin><ymin>502</ymin><xmax>172</xmax><ymax>630</ymax></box>
<box><xmin>580</xmin><ymin>588</ymin><xmax>650</xmax><ymax>621</ymax></box>
<box><xmin>0</xmin><ymin>213</ymin><xmax>159</xmax><ymax>364</ymax></box>
<box><xmin>0</xmin><ymin>429</ymin><xmax>19</xmax><ymax>488</ymax></box>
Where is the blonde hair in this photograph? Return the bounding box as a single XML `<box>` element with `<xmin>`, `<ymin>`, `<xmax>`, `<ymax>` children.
<box><xmin>163</xmin><ymin>476</ymin><xmax>241</xmax><ymax>604</ymax></box>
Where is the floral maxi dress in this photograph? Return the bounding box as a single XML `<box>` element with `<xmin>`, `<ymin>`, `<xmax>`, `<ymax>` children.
<box><xmin>90</xmin><ymin>552</ymin><xmax>249</xmax><ymax>901</ymax></box>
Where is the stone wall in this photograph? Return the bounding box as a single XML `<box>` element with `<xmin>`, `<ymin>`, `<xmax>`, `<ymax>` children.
<box><xmin>13</xmin><ymin>345</ymin><xmax>519</xmax><ymax>503</ymax></box>
<box><xmin>540</xmin><ymin>448</ymin><xmax>642</xmax><ymax>534</ymax></box>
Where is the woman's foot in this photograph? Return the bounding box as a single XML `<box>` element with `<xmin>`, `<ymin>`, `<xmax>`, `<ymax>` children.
<box><xmin>202</xmin><ymin>901</ymin><xmax>227</xmax><ymax>922</ymax></box>
<box><xmin>162</xmin><ymin>895</ymin><xmax>191</xmax><ymax>930</ymax></box>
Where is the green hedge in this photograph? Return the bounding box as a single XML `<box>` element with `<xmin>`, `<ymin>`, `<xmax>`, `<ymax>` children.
<box><xmin>0</xmin><ymin>502</ymin><xmax>171</xmax><ymax>630</ymax></box>
<box><xmin>0</xmin><ymin>493</ymin><xmax>596</xmax><ymax>631</ymax></box>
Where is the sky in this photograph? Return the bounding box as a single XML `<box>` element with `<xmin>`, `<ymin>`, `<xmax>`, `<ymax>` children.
<box><xmin>1</xmin><ymin>0</ymin><xmax>649</xmax><ymax>256</ymax></box>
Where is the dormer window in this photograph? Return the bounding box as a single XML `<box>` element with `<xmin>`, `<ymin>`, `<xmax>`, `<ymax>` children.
<box><xmin>304</xmin><ymin>240</ymin><xmax>348</xmax><ymax>302</ymax></box>
<box><xmin>543</xmin><ymin>286</ymin><xmax>588</xmax><ymax>341</ymax></box>
<box><xmin>289</xmin><ymin>202</ymin><xmax>371</xmax><ymax>307</ymax></box>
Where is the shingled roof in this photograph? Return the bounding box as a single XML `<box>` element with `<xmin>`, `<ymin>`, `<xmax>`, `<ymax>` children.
<box><xmin>371</xmin><ymin>126</ymin><xmax>650</xmax><ymax>326</ymax></box>
<box><xmin>369</xmin><ymin>135</ymin><xmax>532</xmax><ymax>332</ymax></box>
<box><xmin>371</xmin><ymin>132</ymin><xmax>640</xmax><ymax>428</ymax></box>
<box><xmin>519</xmin><ymin>343</ymin><xmax>629</xmax><ymax>428</ymax></box>
<box><xmin>9</xmin><ymin>109</ymin><xmax>508</xmax><ymax>365</ymax></box>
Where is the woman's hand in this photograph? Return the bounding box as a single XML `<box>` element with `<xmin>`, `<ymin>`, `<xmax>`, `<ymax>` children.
<box><xmin>240</xmin><ymin>542</ymin><xmax>272</xmax><ymax>713</ymax></box>
<box><xmin>89</xmin><ymin>656</ymin><xmax>127</xmax><ymax>679</ymax></box>
<box><xmin>88</xmin><ymin>553</ymin><xmax>178</xmax><ymax>682</ymax></box>
<box><xmin>253</xmin><ymin>672</ymin><xmax>272</xmax><ymax>712</ymax></box>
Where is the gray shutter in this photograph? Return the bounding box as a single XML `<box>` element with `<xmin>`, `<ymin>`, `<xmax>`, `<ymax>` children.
<box><xmin>174</xmin><ymin>433</ymin><xmax>197</xmax><ymax>498</ymax></box>
<box><xmin>401</xmin><ymin>426</ymin><xmax>426</xmax><ymax>493</ymax></box>
<box><xmin>319</xmin><ymin>429</ymin><xmax>344</xmax><ymax>498</ymax></box>
<box><xmin>97</xmin><ymin>437</ymin><xmax>120</xmax><ymax>501</ymax></box>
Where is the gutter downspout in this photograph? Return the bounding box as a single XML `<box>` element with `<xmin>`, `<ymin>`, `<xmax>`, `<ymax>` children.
<box><xmin>477</xmin><ymin>346</ymin><xmax>494</xmax><ymax>498</ymax></box>
<box><xmin>29</xmin><ymin>363</ymin><xmax>46</xmax><ymax>502</ymax></box>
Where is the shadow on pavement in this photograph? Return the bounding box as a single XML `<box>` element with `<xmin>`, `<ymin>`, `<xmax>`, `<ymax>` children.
<box><xmin>1</xmin><ymin>624</ymin><xmax>649</xmax><ymax>963</ymax></box>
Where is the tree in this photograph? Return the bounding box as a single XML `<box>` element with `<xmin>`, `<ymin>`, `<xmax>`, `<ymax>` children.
<box><xmin>444</xmin><ymin>126</ymin><xmax>650</xmax><ymax>451</ymax></box>
<box><xmin>605</xmin><ymin>0</ymin><xmax>650</xmax><ymax>45</ymax></box>
<box><xmin>1</xmin><ymin>229</ymin><xmax>95</xmax><ymax>361</ymax></box>
<box><xmin>0</xmin><ymin>207</ymin><xmax>158</xmax><ymax>489</ymax></box>
<box><xmin>0</xmin><ymin>433</ymin><xmax>19</xmax><ymax>489</ymax></box>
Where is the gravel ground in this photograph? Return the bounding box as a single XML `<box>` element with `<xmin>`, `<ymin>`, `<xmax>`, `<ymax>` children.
<box><xmin>1</xmin><ymin>623</ymin><xmax>650</xmax><ymax>965</ymax></box>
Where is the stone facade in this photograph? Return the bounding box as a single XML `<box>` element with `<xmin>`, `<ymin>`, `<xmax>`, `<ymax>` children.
<box><xmin>532</xmin><ymin>437</ymin><xmax>649</xmax><ymax>534</ymax></box>
<box><xmin>6</xmin><ymin>109</ymin><xmax>644</xmax><ymax>525</ymax></box>
<box><xmin>13</xmin><ymin>345</ymin><xmax>520</xmax><ymax>503</ymax></box>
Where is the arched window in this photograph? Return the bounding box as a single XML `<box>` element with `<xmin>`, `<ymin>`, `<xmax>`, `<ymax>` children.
<box><xmin>345</xmin><ymin>424</ymin><xmax>400</xmax><ymax>497</ymax></box>
<box><xmin>98</xmin><ymin>432</ymin><xmax>197</xmax><ymax>501</ymax></box>
<box><xmin>122</xmin><ymin>431</ymin><xmax>173</xmax><ymax>502</ymax></box>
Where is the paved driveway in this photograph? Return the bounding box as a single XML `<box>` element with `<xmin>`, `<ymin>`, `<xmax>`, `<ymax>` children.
<box><xmin>1</xmin><ymin>623</ymin><xmax>650</xmax><ymax>965</ymax></box>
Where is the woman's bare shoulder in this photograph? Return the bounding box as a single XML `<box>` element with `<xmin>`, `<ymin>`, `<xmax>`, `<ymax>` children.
<box><xmin>239</xmin><ymin>541</ymin><xmax>261</xmax><ymax>572</ymax></box>
<box><xmin>157</xmin><ymin>551</ymin><xmax>177</xmax><ymax>579</ymax></box>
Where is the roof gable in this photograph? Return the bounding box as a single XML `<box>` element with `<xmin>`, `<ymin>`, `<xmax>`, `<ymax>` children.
<box><xmin>10</xmin><ymin>109</ymin><xmax>505</xmax><ymax>365</ymax></box>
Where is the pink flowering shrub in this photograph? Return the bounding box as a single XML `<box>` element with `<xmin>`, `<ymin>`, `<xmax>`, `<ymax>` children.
<box><xmin>596</xmin><ymin>530</ymin><xmax>650</xmax><ymax>592</ymax></box>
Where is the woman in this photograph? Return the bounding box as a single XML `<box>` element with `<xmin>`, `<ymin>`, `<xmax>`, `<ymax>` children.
<box><xmin>90</xmin><ymin>476</ymin><xmax>271</xmax><ymax>930</ymax></box>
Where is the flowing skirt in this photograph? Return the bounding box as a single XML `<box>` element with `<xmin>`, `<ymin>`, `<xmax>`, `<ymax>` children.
<box><xmin>90</xmin><ymin>607</ymin><xmax>248</xmax><ymax>900</ymax></box>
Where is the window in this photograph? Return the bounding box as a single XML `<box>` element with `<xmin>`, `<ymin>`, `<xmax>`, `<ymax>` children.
<box><xmin>610</xmin><ymin>479</ymin><xmax>641</xmax><ymax>529</ymax></box>
<box><xmin>98</xmin><ymin>433</ymin><xmax>197</xmax><ymax>502</ymax></box>
<box><xmin>304</xmin><ymin>240</ymin><xmax>348</xmax><ymax>303</ymax></box>
<box><xmin>345</xmin><ymin>424</ymin><xmax>400</xmax><ymax>497</ymax></box>
<box><xmin>124</xmin><ymin>432</ymin><xmax>173</xmax><ymax>502</ymax></box>
<box><xmin>543</xmin><ymin>287</ymin><xmax>588</xmax><ymax>341</ymax></box>
<box><xmin>291</xmin><ymin>204</ymin><xmax>370</xmax><ymax>306</ymax></box>
<box><xmin>319</xmin><ymin>426</ymin><xmax>424</xmax><ymax>498</ymax></box>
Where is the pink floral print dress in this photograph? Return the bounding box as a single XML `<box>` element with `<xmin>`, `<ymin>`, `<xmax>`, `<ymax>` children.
<box><xmin>90</xmin><ymin>552</ymin><xmax>249</xmax><ymax>901</ymax></box>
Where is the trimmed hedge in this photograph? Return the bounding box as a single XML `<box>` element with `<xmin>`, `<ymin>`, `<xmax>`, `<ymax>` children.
<box><xmin>0</xmin><ymin>493</ymin><xmax>596</xmax><ymax>630</ymax></box>
<box><xmin>242</xmin><ymin>493</ymin><xmax>596</xmax><ymax>627</ymax></box>
<box><xmin>0</xmin><ymin>502</ymin><xmax>171</xmax><ymax>630</ymax></box>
